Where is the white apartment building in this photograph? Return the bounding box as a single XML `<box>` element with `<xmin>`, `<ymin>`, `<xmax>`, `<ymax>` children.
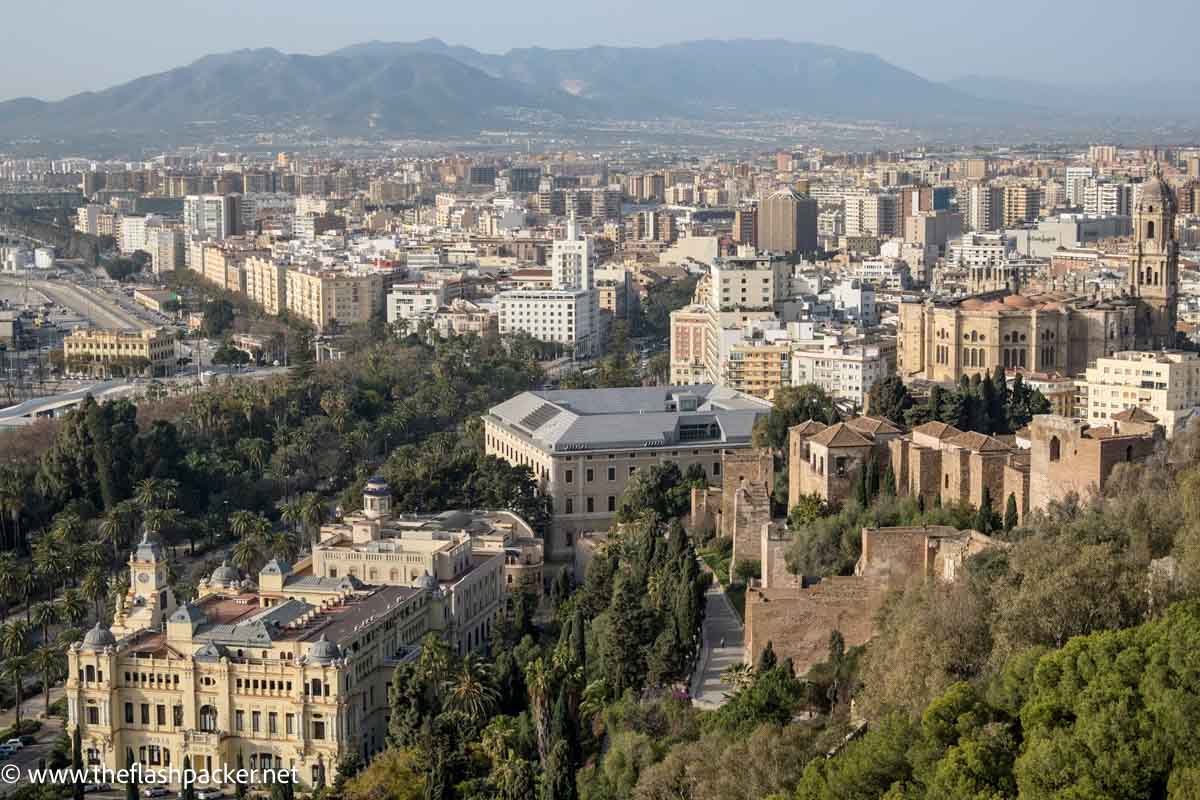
<box><xmin>1083</xmin><ymin>181</ymin><xmax>1133</xmax><ymax>217</ymax></box>
<box><xmin>119</xmin><ymin>215</ymin><xmax>163</xmax><ymax>256</ymax></box>
<box><xmin>1065</xmin><ymin>166</ymin><xmax>1094</xmax><ymax>206</ymax></box>
<box><xmin>791</xmin><ymin>344</ymin><xmax>888</xmax><ymax>408</ymax></box>
<box><xmin>496</xmin><ymin>289</ymin><xmax>600</xmax><ymax>358</ymax></box>
<box><xmin>550</xmin><ymin>219</ymin><xmax>595</xmax><ymax>291</ymax></box>
<box><xmin>184</xmin><ymin>195</ymin><xmax>237</xmax><ymax>240</ymax></box>
<box><xmin>844</xmin><ymin>192</ymin><xmax>900</xmax><ymax>238</ymax></box>
<box><xmin>708</xmin><ymin>253</ymin><xmax>790</xmax><ymax>312</ymax></box>
<box><xmin>1082</xmin><ymin>350</ymin><xmax>1200</xmax><ymax>438</ymax></box>
<box><xmin>386</xmin><ymin>282</ymin><xmax>449</xmax><ymax>323</ymax></box>
<box><xmin>826</xmin><ymin>280</ymin><xmax>878</xmax><ymax>326</ymax></box>
<box><xmin>947</xmin><ymin>232</ymin><xmax>1016</xmax><ymax>269</ymax></box>
<box><xmin>848</xmin><ymin>259</ymin><xmax>910</xmax><ymax>290</ymax></box>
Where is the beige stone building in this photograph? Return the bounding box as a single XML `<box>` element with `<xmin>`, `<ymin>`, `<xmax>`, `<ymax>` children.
<box><xmin>66</xmin><ymin>482</ymin><xmax>529</xmax><ymax>791</ymax></box>
<box><xmin>668</xmin><ymin>305</ymin><xmax>710</xmax><ymax>385</ymax></box>
<box><xmin>285</xmin><ymin>268</ymin><xmax>384</xmax><ymax>331</ymax></box>
<box><xmin>64</xmin><ymin>327</ymin><xmax>176</xmax><ymax>377</ymax></box>
<box><xmin>1081</xmin><ymin>351</ymin><xmax>1200</xmax><ymax>438</ymax></box>
<box><xmin>68</xmin><ymin>534</ymin><xmax>431</xmax><ymax>790</ymax></box>
<box><xmin>243</xmin><ymin>256</ymin><xmax>288</xmax><ymax>316</ymax></box>
<box><xmin>486</xmin><ymin>386</ymin><xmax>771</xmax><ymax>562</ymax></box>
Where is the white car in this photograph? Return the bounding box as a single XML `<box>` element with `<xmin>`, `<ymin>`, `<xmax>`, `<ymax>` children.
<box><xmin>143</xmin><ymin>787</ymin><xmax>171</xmax><ymax>798</ymax></box>
<box><xmin>3</xmin><ymin>739</ymin><xmax>22</xmax><ymax>751</ymax></box>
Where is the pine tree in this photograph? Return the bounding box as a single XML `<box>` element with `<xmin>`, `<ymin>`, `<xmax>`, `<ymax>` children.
<box><xmin>1004</xmin><ymin>493</ymin><xmax>1019</xmax><ymax>532</ymax></box>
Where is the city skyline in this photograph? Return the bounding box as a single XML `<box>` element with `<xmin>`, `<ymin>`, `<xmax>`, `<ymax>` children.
<box><xmin>3</xmin><ymin>0</ymin><xmax>1200</xmax><ymax>101</ymax></box>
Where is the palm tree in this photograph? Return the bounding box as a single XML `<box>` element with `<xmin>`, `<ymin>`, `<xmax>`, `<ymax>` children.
<box><xmin>444</xmin><ymin>656</ymin><xmax>499</xmax><ymax>726</ymax></box>
<box><xmin>58</xmin><ymin>589</ymin><xmax>89</xmax><ymax>629</ymax></box>
<box><xmin>279</xmin><ymin>499</ymin><xmax>303</xmax><ymax>538</ymax></box>
<box><xmin>30</xmin><ymin>601</ymin><xmax>58</xmax><ymax>645</ymax></box>
<box><xmin>29</xmin><ymin>644</ymin><xmax>62</xmax><ymax>717</ymax></box>
<box><xmin>51</xmin><ymin>511</ymin><xmax>86</xmax><ymax>545</ymax></box>
<box><xmin>300</xmin><ymin>493</ymin><xmax>326</xmax><ymax>546</ymax></box>
<box><xmin>134</xmin><ymin>478</ymin><xmax>165</xmax><ymax>511</ymax></box>
<box><xmin>230</xmin><ymin>538</ymin><xmax>261</xmax><ymax>575</ymax></box>
<box><xmin>721</xmin><ymin>663</ymin><xmax>755</xmax><ymax>693</ymax></box>
<box><xmin>228</xmin><ymin>511</ymin><xmax>261</xmax><ymax>541</ymax></box>
<box><xmin>2</xmin><ymin>657</ymin><xmax>26</xmax><ymax>727</ymax></box>
<box><xmin>0</xmin><ymin>553</ymin><xmax>17</xmax><ymax>616</ymax></box>
<box><xmin>270</xmin><ymin>530</ymin><xmax>300</xmax><ymax>564</ymax></box>
<box><xmin>13</xmin><ymin>568</ymin><xmax>36</xmax><ymax>624</ymax></box>
<box><xmin>97</xmin><ymin>504</ymin><xmax>136</xmax><ymax>562</ymax></box>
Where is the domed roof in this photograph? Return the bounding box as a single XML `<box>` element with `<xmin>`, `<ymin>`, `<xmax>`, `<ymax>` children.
<box><xmin>82</xmin><ymin>622</ymin><xmax>116</xmax><ymax>651</ymax></box>
<box><xmin>1002</xmin><ymin>294</ymin><xmax>1036</xmax><ymax>309</ymax></box>
<box><xmin>134</xmin><ymin>532</ymin><xmax>164</xmax><ymax>562</ymax></box>
<box><xmin>1137</xmin><ymin>168</ymin><xmax>1176</xmax><ymax>213</ymax></box>
<box><xmin>193</xmin><ymin>642</ymin><xmax>227</xmax><ymax>662</ymax></box>
<box><xmin>260</xmin><ymin>558</ymin><xmax>290</xmax><ymax>576</ymax></box>
<box><xmin>307</xmin><ymin>634</ymin><xmax>341</xmax><ymax>664</ymax></box>
<box><xmin>363</xmin><ymin>476</ymin><xmax>391</xmax><ymax>497</ymax></box>
<box><xmin>169</xmin><ymin>603</ymin><xmax>207</xmax><ymax>625</ymax></box>
<box><xmin>209</xmin><ymin>561</ymin><xmax>240</xmax><ymax>586</ymax></box>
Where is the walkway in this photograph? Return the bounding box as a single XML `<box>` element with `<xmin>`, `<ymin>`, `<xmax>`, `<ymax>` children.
<box><xmin>690</xmin><ymin>582</ymin><xmax>745</xmax><ymax>709</ymax></box>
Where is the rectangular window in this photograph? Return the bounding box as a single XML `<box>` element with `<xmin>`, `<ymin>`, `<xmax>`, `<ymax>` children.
<box><xmin>286</xmin><ymin>714</ymin><xmax>295</xmax><ymax>735</ymax></box>
<box><xmin>565</xmin><ymin>469</ymin><xmax>573</xmax><ymax>483</ymax></box>
<box><xmin>629</xmin><ymin>466</ymin><xmax>636</xmax><ymax>476</ymax></box>
<box><xmin>252</xmin><ymin>711</ymin><xmax>261</xmax><ymax>733</ymax></box>
<box><xmin>269</xmin><ymin>712</ymin><xmax>278</xmax><ymax>734</ymax></box>
<box><xmin>312</xmin><ymin>721</ymin><xmax>326</xmax><ymax>740</ymax></box>
<box><xmin>608</xmin><ymin>496</ymin><xmax>616</xmax><ymax>512</ymax></box>
<box><xmin>608</xmin><ymin>467</ymin><xmax>615</xmax><ymax>481</ymax></box>
<box><xmin>173</xmin><ymin>706</ymin><xmax>184</xmax><ymax>727</ymax></box>
<box><xmin>586</xmin><ymin>497</ymin><xmax>594</xmax><ymax>513</ymax></box>
<box><xmin>87</xmin><ymin>707</ymin><xmax>99</xmax><ymax>725</ymax></box>
<box><xmin>235</xmin><ymin>710</ymin><xmax>245</xmax><ymax>731</ymax></box>
<box><xmin>125</xmin><ymin>703</ymin><xmax>134</xmax><ymax>724</ymax></box>
<box><xmin>156</xmin><ymin>705</ymin><xmax>166</xmax><ymax>726</ymax></box>
<box><xmin>586</xmin><ymin>468</ymin><xmax>594</xmax><ymax>482</ymax></box>
<box><xmin>565</xmin><ymin>498</ymin><xmax>573</xmax><ymax>515</ymax></box>
<box><xmin>140</xmin><ymin>704</ymin><xmax>150</xmax><ymax>725</ymax></box>
<box><xmin>713</xmin><ymin>462</ymin><xmax>721</xmax><ymax>476</ymax></box>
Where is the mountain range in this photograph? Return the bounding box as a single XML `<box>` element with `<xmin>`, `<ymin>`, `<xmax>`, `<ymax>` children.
<box><xmin>0</xmin><ymin>38</ymin><xmax>1193</xmax><ymax>141</ymax></box>
<box><xmin>0</xmin><ymin>38</ymin><xmax>1003</xmax><ymax>139</ymax></box>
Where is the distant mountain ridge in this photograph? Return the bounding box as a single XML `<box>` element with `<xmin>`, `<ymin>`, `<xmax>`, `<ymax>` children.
<box><xmin>0</xmin><ymin>38</ymin><xmax>1018</xmax><ymax>139</ymax></box>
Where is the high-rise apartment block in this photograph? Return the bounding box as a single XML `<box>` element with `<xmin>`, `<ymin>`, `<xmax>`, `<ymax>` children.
<box><xmin>757</xmin><ymin>189</ymin><xmax>818</xmax><ymax>255</ymax></box>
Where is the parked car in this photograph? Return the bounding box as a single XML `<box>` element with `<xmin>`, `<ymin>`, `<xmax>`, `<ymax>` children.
<box><xmin>83</xmin><ymin>783</ymin><xmax>111</xmax><ymax>793</ymax></box>
<box><xmin>196</xmin><ymin>791</ymin><xmax>224</xmax><ymax>800</ymax></box>
<box><xmin>4</xmin><ymin>739</ymin><xmax>23</xmax><ymax>751</ymax></box>
<box><xmin>143</xmin><ymin>787</ymin><xmax>171</xmax><ymax>798</ymax></box>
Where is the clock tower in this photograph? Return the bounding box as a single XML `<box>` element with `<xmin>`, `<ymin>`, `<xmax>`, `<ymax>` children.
<box><xmin>111</xmin><ymin>531</ymin><xmax>178</xmax><ymax>638</ymax></box>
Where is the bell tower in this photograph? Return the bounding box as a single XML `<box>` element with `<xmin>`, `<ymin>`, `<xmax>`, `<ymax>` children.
<box><xmin>112</xmin><ymin>531</ymin><xmax>178</xmax><ymax>637</ymax></box>
<box><xmin>1130</xmin><ymin>163</ymin><xmax>1178</xmax><ymax>349</ymax></box>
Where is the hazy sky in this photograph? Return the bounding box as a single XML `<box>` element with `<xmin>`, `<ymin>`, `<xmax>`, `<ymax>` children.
<box><xmin>4</xmin><ymin>0</ymin><xmax>1197</xmax><ymax>100</ymax></box>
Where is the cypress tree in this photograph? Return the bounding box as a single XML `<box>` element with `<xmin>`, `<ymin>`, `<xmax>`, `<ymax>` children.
<box><xmin>182</xmin><ymin>757</ymin><xmax>196</xmax><ymax>800</ymax></box>
<box><xmin>570</xmin><ymin>607</ymin><xmax>586</xmax><ymax>672</ymax></box>
<box><xmin>757</xmin><ymin>641</ymin><xmax>778</xmax><ymax>672</ymax></box>
<box><xmin>975</xmin><ymin>487</ymin><xmax>997</xmax><ymax>534</ymax></box>
<box><xmin>1004</xmin><ymin>493</ymin><xmax>1019</xmax><ymax>532</ymax></box>
<box><xmin>881</xmin><ymin>464</ymin><xmax>897</xmax><ymax>497</ymax></box>
<box><xmin>72</xmin><ymin>725</ymin><xmax>84</xmax><ymax>800</ymax></box>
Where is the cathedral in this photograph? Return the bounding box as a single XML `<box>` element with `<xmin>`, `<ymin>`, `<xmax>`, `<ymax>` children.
<box><xmin>899</xmin><ymin>167</ymin><xmax>1179</xmax><ymax>383</ymax></box>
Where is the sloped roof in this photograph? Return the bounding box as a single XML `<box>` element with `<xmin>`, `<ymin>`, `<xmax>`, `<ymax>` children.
<box><xmin>809</xmin><ymin>422</ymin><xmax>874</xmax><ymax>448</ymax></box>
<box><xmin>789</xmin><ymin>419</ymin><xmax>828</xmax><ymax>437</ymax></box>
<box><xmin>946</xmin><ymin>430</ymin><xmax>1011</xmax><ymax>453</ymax></box>
<box><xmin>845</xmin><ymin>416</ymin><xmax>901</xmax><ymax>436</ymax></box>
<box><xmin>912</xmin><ymin>421</ymin><xmax>962</xmax><ymax>440</ymax></box>
<box><xmin>1112</xmin><ymin>407</ymin><xmax>1159</xmax><ymax>424</ymax></box>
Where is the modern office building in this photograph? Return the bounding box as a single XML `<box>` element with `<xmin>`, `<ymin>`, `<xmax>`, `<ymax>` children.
<box><xmin>757</xmin><ymin>189</ymin><xmax>817</xmax><ymax>255</ymax></box>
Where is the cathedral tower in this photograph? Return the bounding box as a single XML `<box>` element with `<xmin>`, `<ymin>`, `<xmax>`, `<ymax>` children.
<box><xmin>1130</xmin><ymin>163</ymin><xmax>1179</xmax><ymax>349</ymax></box>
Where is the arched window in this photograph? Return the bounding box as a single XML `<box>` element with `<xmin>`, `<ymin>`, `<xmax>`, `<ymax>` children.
<box><xmin>199</xmin><ymin>705</ymin><xmax>218</xmax><ymax>732</ymax></box>
<box><xmin>1147</xmin><ymin>220</ymin><xmax>1155</xmax><ymax>239</ymax></box>
<box><xmin>1049</xmin><ymin>436</ymin><xmax>1061</xmax><ymax>462</ymax></box>
<box><xmin>85</xmin><ymin>665</ymin><xmax>95</xmax><ymax>682</ymax></box>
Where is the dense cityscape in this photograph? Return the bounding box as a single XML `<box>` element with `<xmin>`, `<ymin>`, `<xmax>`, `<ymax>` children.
<box><xmin>0</xmin><ymin>11</ymin><xmax>1200</xmax><ymax>800</ymax></box>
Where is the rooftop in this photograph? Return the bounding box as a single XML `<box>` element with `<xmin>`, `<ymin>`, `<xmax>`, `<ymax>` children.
<box><xmin>488</xmin><ymin>385</ymin><xmax>771</xmax><ymax>452</ymax></box>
